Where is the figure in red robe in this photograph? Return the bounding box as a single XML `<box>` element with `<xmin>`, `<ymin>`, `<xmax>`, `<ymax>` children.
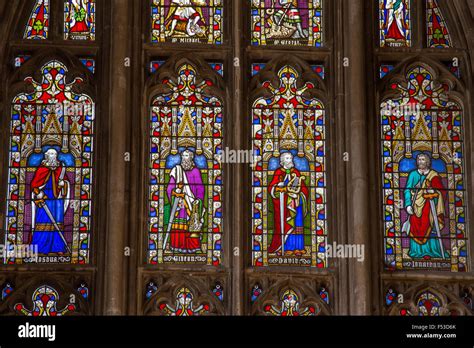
<box><xmin>268</xmin><ymin>152</ymin><xmax>309</xmax><ymax>256</ymax></box>
<box><xmin>30</xmin><ymin>149</ymin><xmax>70</xmax><ymax>254</ymax></box>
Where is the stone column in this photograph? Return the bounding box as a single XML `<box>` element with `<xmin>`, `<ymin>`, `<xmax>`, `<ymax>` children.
<box><xmin>231</xmin><ymin>0</ymin><xmax>244</xmax><ymax>315</ymax></box>
<box><xmin>344</xmin><ymin>0</ymin><xmax>372</xmax><ymax>315</ymax></box>
<box><xmin>103</xmin><ymin>0</ymin><xmax>131</xmax><ymax>315</ymax></box>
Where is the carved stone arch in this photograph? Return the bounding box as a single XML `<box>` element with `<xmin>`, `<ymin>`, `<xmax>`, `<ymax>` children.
<box><xmin>434</xmin><ymin>0</ymin><xmax>471</xmax><ymax>49</ymax></box>
<box><xmin>142</xmin><ymin>273</ymin><xmax>226</xmax><ymax>316</ymax></box>
<box><xmin>249</xmin><ymin>276</ymin><xmax>331</xmax><ymax>316</ymax></box>
<box><xmin>8</xmin><ymin>48</ymin><xmax>97</xmax><ymax>102</ymax></box>
<box><xmin>250</xmin><ymin>54</ymin><xmax>328</xmax><ymax>107</ymax></box>
<box><xmin>378</xmin><ymin>57</ymin><xmax>465</xmax><ymax>104</ymax></box>
<box><xmin>0</xmin><ymin>273</ymin><xmax>92</xmax><ymax>316</ymax></box>
<box><xmin>385</xmin><ymin>283</ymin><xmax>472</xmax><ymax>316</ymax></box>
<box><xmin>145</xmin><ymin>53</ymin><xmax>226</xmax><ymax>106</ymax></box>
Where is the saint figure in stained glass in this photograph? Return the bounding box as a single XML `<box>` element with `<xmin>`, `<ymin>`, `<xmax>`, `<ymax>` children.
<box><xmin>31</xmin><ymin>148</ymin><xmax>71</xmax><ymax>254</ymax></box>
<box><xmin>252</xmin><ymin>64</ymin><xmax>327</xmax><ymax>268</ymax></box>
<box><xmin>148</xmin><ymin>63</ymin><xmax>223</xmax><ymax>265</ymax></box>
<box><xmin>403</xmin><ymin>153</ymin><xmax>448</xmax><ymax>260</ymax></box>
<box><xmin>5</xmin><ymin>60</ymin><xmax>95</xmax><ymax>265</ymax></box>
<box><xmin>268</xmin><ymin>152</ymin><xmax>309</xmax><ymax>256</ymax></box>
<box><xmin>380</xmin><ymin>0</ymin><xmax>411</xmax><ymax>47</ymax></box>
<box><xmin>381</xmin><ymin>65</ymin><xmax>468</xmax><ymax>272</ymax></box>
<box><xmin>64</xmin><ymin>0</ymin><xmax>96</xmax><ymax>40</ymax></box>
<box><xmin>165</xmin><ymin>149</ymin><xmax>205</xmax><ymax>253</ymax></box>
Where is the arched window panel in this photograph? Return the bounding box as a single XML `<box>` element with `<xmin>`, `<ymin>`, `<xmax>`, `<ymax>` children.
<box><xmin>151</xmin><ymin>0</ymin><xmax>223</xmax><ymax>44</ymax></box>
<box><xmin>381</xmin><ymin>64</ymin><xmax>468</xmax><ymax>272</ymax></box>
<box><xmin>4</xmin><ymin>60</ymin><xmax>95</xmax><ymax>265</ymax></box>
<box><xmin>251</xmin><ymin>0</ymin><xmax>323</xmax><ymax>47</ymax></box>
<box><xmin>426</xmin><ymin>0</ymin><xmax>452</xmax><ymax>48</ymax></box>
<box><xmin>15</xmin><ymin>284</ymin><xmax>76</xmax><ymax>316</ymax></box>
<box><xmin>148</xmin><ymin>62</ymin><xmax>224</xmax><ymax>266</ymax></box>
<box><xmin>251</xmin><ymin>62</ymin><xmax>327</xmax><ymax>268</ymax></box>
<box><xmin>24</xmin><ymin>0</ymin><xmax>50</xmax><ymax>40</ymax></box>
<box><xmin>64</xmin><ymin>0</ymin><xmax>96</xmax><ymax>41</ymax></box>
<box><xmin>379</xmin><ymin>0</ymin><xmax>411</xmax><ymax>48</ymax></box>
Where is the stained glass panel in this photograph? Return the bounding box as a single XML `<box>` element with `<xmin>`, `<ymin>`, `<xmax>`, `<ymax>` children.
<box><xmin>14</xmin><ymin>55</ymin><xmax>32</xmax><ymax>69</ymax></box>
<box><xmin>379</xmin><ymin>0</ymin><xmax>411</xmax><ymax>47</ymax></box>
<box><xmin>380</xmin><ymin>64</ymin><xmax>395</xmax><ymax>79</ymax></box>
<box><xmin>264</xmin><ymin>289</ymin><xmax>318</xmax><ymax>316</ymax></box>
<box><xmin>381</xmin><ymin>65</ymin><xmax>468</xmax><ymax>272</ymax></box>
<box><xmin>251</xmin><ymin>0</ymin><xmax>323</xmax><ymax>47</ymax></box>
<box><xmin>64</xmin><ymin>0</ymin><xmax>96</xmax><ymax>40</ymax></box>
<box><xmin>251</xmin><ymin>62</ymin><xmax>325</xmax><ymax>79</ymax></box>
<box><xmin>427</xmin><ymin>0</ymin><xmax>452</xmax><ymax>48</ymax></box>
<box><xmin>24</xmin><ymin>0</ymin><xmax>49</xmax><ymax>40</ymax></box>
<box><xmin>4</xmin><ymin>60</ymin><xmax>95</xmax><ymax>265</ymax></box>
<box><xmin>79</xmin><ymin>58</ymin><xmax>96</xmax><ymax>73</ymax></box>
<box><xmin>148</xmin><ymin>63</ymin><xmax>223</xmax><ymax>265</ymax></box>
<box><xmin>15</xmin><ymin>285</ymin><xmax>75</xmax><ymax>316</ymax></box>
<box><xmin>158</xmin><ymin>287</ymin><xmax>210</xmax><ymax>315</ymax></box>
<box><xmin>150</xmin><ymin>60</ymin><xmax>224</xmax><ymax>77</ymax></box>
<box><xmin>151</xmin><ymin>0</ymin><xmax>223</xmax><ymax>44</ymax></box>
<box><xmin>252</xmin><ymin>65</ymin><xmax>327</xmax><ymax>268</ymax></box>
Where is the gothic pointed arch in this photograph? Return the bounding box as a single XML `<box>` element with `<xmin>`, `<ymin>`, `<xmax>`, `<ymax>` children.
<box><xmin>145</xmin><ymin>55</ymin><xmax>225</xmax><ymax>266</ymax></box>
<box><xmin>250</xmin><ymin>55</ymin><xmax>328</xmax><ymax>268</ymax></box>
<box><xmin>379</xmin><ymin>59</ymin><xmax>468</xmax><ymax>273</ymax></box>
<box><xmin>0</xmin><ymin>0</ymin><xmax>107</xmax><ymax>315</ymax></box>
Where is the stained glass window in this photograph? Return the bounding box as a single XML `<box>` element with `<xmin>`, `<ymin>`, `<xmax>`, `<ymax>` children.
<box><xmin>379</xmin><ymin>0</ymin><xmax>411</xmax><ymax>47</ymax></box>
<box><xmin>4</xmin><ymin>60</ymin><xmax>95</xmax><ymax>265</ymax></box>
<box><xmin>252</xmin><ymin>62</ymin><xmax>325</xmax><ymax>79</ymax></box>
<box><xmin>151</xmin><ymin>0</ymin><xmax>223</xmax><ymax>44</ymax></box>
<box><xmin>252</xmin><ymin>65</ymin><xmax>327</xmax><ymax>267</ymax></box>
<box><xmin>416</xmin><ymin>291</ymin><xmax>442</xmax><ymax>316</ymax></box>
<box><xmin>381</xmin><ymin>65</ymin><xmax>468</xmax><ymax>272</ymax></box>
<box><xmin>264</xmin><ymin>289</ymin><xmax>317</xmax><ymax>316</ymax></box>
<box><xmin>14</xmin><ymin>55</ymin><xmax>32</xmax><ymax>69</ymax></box>
<box><xmin>24</xmin><ymin>0</ymin><xmax>49</xmax><ymax>40</ymax></box>
<box><xmin>380</xmin><ymin>64</ymin><xmax>395</xmax><ymax>79</ymax></box>
<box><xmin>251</xmin><ymin>0</ymin><xmax>323</xmax><ymax>47</ymax></box>
<box><xmin>427</xmin><ymin>0</ymin><xmax>452</xmax><ymax>48</ymax></box>
<box><xmin>64</xmin><ymin>0</ymin><xmax>96</xmax><ymax>40</ymax></box>
<box><xmin>148</xmin><ymin>63</ymin><xmax>223</xmax><ymax>265</ymax></box>
<box><xmin>158</xmin><ymin>287</ymin><xmax>210</xmax><ymax>316</ymax></box>
<box><xmin>79</xmin><ymin>58</ymin><xmax>96</xmax><ymax>73</ymax></box>
<box><xmin>15</xmin><ymin>285</ymin><xmax>75</xmax><ymax>316</ymax></box>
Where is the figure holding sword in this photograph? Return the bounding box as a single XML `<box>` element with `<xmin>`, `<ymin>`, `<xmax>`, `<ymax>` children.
<box><xmin>164</xmin><ymin>150</ymin><xmax>205</xmax><ymax>253</ymax></box>
<box><xmin>268</xmin><ymin>152</ymin><xmax>309</xmax><ymax>257</ymax></box>
<box><xmin>403</xmin><ymin>153</ymin><xmax>448</xmax><ymax>260</ymax></box>
<box><xmin>30</xmin><ymin>149</ymin><xmax>71</xmax><ymax>254</ymax></box>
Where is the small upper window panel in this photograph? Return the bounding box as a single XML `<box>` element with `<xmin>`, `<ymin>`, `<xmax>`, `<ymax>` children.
<box><xmin>379</xmin><ymin>0</ymin><xmax>411</xmax><ymax>48</ymax></box>
<box><xmin>24</xmin><ymin>0</ymin><xmax>50</xmax><ymax>40</ymax></box>
<box><xmin>64</xmin><ymin>0</ymin><xmax>96</xmax><ymax>41</ymax></box>
<box><xmin>151</xmin><ymin>0</ymin><xmax>223</xmax><ymax>45</ymax></box>
<box><xmin>251</xmin><ymin>0</ymin><xmax>323</xmax><ymax>47</ymax></box>
<box><xmin>426</xmin><ymin>0</ymin><xmax>452</xmax><ymax>48</ymax></box>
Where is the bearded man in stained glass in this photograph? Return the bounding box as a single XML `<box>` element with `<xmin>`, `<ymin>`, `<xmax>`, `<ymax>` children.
<box><xmin>166</xmin><ymin>150</ymin><xmax>205</xmax><ymax>253</ymax></box>
<box><xmin>268</xmin><ymin>152</ymin><xmax>309</xmax><ymax>256</ymax></box>
<box><xmin>404</xmin><ymin>153</ymin><xmax>448</xmax><ymax>259</ymax></box>
<box><xmin>30</xmin><ymin>148</ymin><xmax>70</xmax><ymax>254</ymax></box>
